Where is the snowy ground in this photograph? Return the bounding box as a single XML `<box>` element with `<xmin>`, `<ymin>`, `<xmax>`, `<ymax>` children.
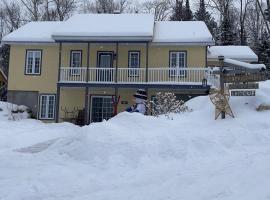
<box><xmin>1</xmin><ymin>82</ymin><xmax>270</xmax><ymax>200</ymax></box>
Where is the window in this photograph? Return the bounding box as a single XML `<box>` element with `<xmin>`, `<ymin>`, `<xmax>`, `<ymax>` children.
<box><xmin>70</xmin><ymin>51</ymin><xmax>82</xmax><ymax>75</ymax></box>
<box><xmin>128</xmin><ymin>51</ymin><xmax>140</xmax><ymax>76</ymax></box>
<box><xmin>91</xmin><ymin>96</ymin><xmax>113</xmax><ymax>122</ymax></box>
<box><xmin>169</xmin><ymin>51</ymin><xmax>186</xmax><ymax>77</ymax></box>
<box><xmin>25</xmin><ymin>50</ymin><xmax>42</xmax><ymax>75</ymax></box>
<box><xmin>39</xmin><ymin>94</ymin><xmax>55</xmax><ymax>120</ymax></box>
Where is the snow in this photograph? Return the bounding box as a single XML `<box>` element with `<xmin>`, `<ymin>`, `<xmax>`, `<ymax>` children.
<box><xmin>1</xmin><ymin>22</ymin><xmax>61</xmax><ymax>43</ymax></box>
<box><xmin>208</xmin><ymin>46</ymin><xmax>258</xmax><ymax>62</ymax></box>
<box><xmin>2</xmin><ymin>15</ymin><xmax>215</xmax><ymax>44</ymax></box>
<box><xmin>224</xmin><ymin>58</ymin><xmax>266</xmax><ymax>70</ymax></box>
<box><xmin>153</xmin><ymin>21</ymin><xmax>214</xmax><ymax>45</ymax></box>
<box><xmin>52</xmin><ymin>14</ymin><xmax>155</xmax><ymax>41</ymax></box>
<box><xmin>1</xmin><ymin>81</ymin><xmax>270</xmax><ymax>199</ymax></box>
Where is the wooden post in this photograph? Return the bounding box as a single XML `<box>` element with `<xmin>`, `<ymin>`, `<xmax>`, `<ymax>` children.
<box><xmin>84</xmin><ymin>43</ymin><xmax>90</xmax><ymax>125</ymax></box>
<box><xmin>218</xmin><ymin>55</ymin><xmax>225</xmax><ymax>119</ymax></box>
<box><xmin>146</xmin><ymin>42</ymin><xmax>149</xmax><ymax>83</ymax></box>
<box><xmin>55</xmin><ymin>42</ymin><xmax>62</xmax><ymax>123</ymax></box>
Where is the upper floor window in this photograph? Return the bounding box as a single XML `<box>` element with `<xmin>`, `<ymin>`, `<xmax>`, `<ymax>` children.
<box><xmin>128</xmin><ymin>51</ymin><xmax>140</xmax><ymax>76</ymax></box>
<box><xmin>71</xmin><ymin>50</ymin><xmax>82</xmax><ymax>68</ymax></box>
<box><xmin>169</xmin><ymin>51</ymin><xmax>186</xmax><ymax>77</ymax></box>
<box><xmin>25</xmin><ymin>50</ymin><xmax>42</xmax><ymax>75</ymax></box>
<box><xmin>39</xmin><ymin>94</ymin><xmax>55</xmax><ymax>120</ymax></box>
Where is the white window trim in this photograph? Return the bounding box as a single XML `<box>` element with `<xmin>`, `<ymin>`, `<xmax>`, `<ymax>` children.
<box><xmin>39</xmin><ymin>94</ymin><xmax>56</xmax><ymax>120</ymax></box>
<box><xmin>71</xmin><ymin>51</ymin><xmax>82</xmax><ymax>68</ymax></box>
<box><xmin>169</xmin><ymin>51</ymin><xmax>187</xmax><ymax>77</ymax></box>
<box><xmin>25</xmin><ymin>50</ymin><xmax>42</xmax><ymax>75</ymax></box>
<box><xmin>70</xmin><ymin>50</ymin><xmax>82</xmax><ymax>76</ymax></box>
<box><xmin>128</xmin><ymin>51</ymin><xmax>140</xmax><ymax>77</ymax></box>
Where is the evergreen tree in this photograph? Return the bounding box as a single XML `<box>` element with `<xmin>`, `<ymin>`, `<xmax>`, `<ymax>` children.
<box><xmin>183</xmin><ymin>0</ymin><xmax>193</xmax><ymax>21</ymax></box>
<box><xmin>170</xmin><ymin>0</ymin><xmax>184</xmax><ymax>21</ymax></box>
<box><xmin>258</xmin><ymin>30</ymin><xmax>270</xmax><ymax>69</ymax></box>
<box><xmin>194</xmin><ymin>0</ymin><xmax>217</xmax><ymax>35</ymax></box>
<box><xmin>218</xmin><ymin>10</ymin><xmax>237</xmax><ymax>45</ymax></box>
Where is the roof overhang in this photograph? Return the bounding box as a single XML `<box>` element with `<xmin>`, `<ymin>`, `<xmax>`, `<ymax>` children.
<box><xmin>52</xmin><ymin>35</ymin><xmax>153</xmax><ymax>42</ymax></box>
<box><xmin>151</xmin><ymin>41</ymin><xmax>215</xmax><ymax>46</ymax></box>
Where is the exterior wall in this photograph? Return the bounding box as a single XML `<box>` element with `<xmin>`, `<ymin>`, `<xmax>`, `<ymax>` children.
<box><xmin>7</xmin><ymin>42</ymin><xmax>207</xmax><ymax>122</ymax></box>
<box><xmin>60</xmin><ymin>43</ymin><xmax>206</xmax><ymax>68</ymax></box>
<box><xmin>8</xmin><ymin>44</ymin><xmax>58</xmax><ymax>93</ymax></box>
<box><xmin>7</xmin><ymin>90</ymin><xmax>39</xmax><ymax>117</ymax></box>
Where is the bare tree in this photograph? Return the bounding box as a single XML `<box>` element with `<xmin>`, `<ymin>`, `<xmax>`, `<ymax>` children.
<box><xmin>2</xmin><ymin>1</ymin><xmax>22</xmax><ymax>32</ymax></box>
<box><xmin>141</xmin><ymin>0</ymin><xmax>171</xmax><ymax>21</ymax></box>
<box><xmin>52</xmin><ymin>0</ymin><xmax>76</xmax><ymax>21</ymax></box>
<box><xmin>20</xmin><ymin>0</ymin><xmax>44</xmax><ymax>21</ymax></box>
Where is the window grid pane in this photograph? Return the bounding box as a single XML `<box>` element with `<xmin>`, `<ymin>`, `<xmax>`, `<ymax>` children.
<box><xmin>26</xmin><ymin>51</ymin><xmax>41</xmax><ymax>74</ymax></box>
<box><xmin>39</xmin><ymin>95</ymin><xmax>55</xmax><ymax>119</ymax></box>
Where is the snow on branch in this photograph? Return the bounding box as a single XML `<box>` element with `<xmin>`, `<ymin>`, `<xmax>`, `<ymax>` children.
<box><xmin>150</xmin><ymin>92</ymin><xmax>191</xmax><ymax>120</ymax></box>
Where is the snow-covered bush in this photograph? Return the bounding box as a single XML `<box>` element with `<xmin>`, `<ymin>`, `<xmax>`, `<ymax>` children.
<box><xmin>150</xmin><ymin>92</ymin><xmax>191</xmax><ymax>119</ymax></box>
<box><xmin>6</xmin><ymin>103</ymin><xmax>31</xmax><ymax>121</ymax></box>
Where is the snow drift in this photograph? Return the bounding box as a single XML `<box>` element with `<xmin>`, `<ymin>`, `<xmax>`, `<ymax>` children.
<box><xmin>1</xmin><ymin>81</ymin><xmax>270</xmax><ymax>200</ymax></box>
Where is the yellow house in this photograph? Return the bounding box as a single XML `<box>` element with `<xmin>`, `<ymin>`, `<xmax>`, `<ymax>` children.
<box><xmin>2</xmin><ymin>14</ymin><xmax>214</xmax><ymax>124</ymax></box>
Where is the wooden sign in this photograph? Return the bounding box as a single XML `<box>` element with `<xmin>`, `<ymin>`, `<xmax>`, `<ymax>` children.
<box><xmin>223</xmin><ymin>73</ymin><xmax>267</xmax><ymax>83</ymax></box>
<box><xmin>231</xmin><ymin>90</ymin><xmax>256</xmax><ymax>96</ymax></box>
<box><xmin>121</xmin><ymin>101</ymin><xmax>128</xmax><ymax>105</ymax></box>
<box><xmin>228</xmin><ymin>83</ymin><xmax>259</xmax><ymax>90</ymax></box>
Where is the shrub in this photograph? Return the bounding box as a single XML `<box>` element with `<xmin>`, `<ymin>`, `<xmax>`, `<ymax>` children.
<box><xmin>150</xmin><ymin>92</ymin><xmax>190</xmax><ymax>119</ymax></box>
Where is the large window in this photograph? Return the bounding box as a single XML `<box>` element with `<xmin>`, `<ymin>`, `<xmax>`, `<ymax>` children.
<box><xmin>128</xmin><ymin>51</ymin><xmax>140</xmax><ymax>76</ymax></box>
<box><xmin>25</xmin><ymin>50</ymin><xmax>42</xmax><ymax>75</ymax></box>
<box><xmin>91</xmin><ymin>96</ymin><xmax>113</xmax><ymax>122</ymax></box>
<box><xmin>39</xmin><ymin>94</ymin><xmax>56</xmax><ymax>120</ymax></box>
<box><xmin>70</xmin><ymin>50</ymin><xmax>82</xmax><ymax>75</ymax></box>
<box><xmin>169</xmin><ymin>51</ymin><xmax>186</xmax><ymax>77</ymax></box>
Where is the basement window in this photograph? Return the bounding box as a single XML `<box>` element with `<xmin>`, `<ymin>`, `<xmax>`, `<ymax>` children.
<box><xmin>25</xmin><ymin>50</ymin><xmax>42</xmax><ymax>75</ymax></box>
<box><xmin>39</xmin><ymin>94</ymin><xmax>56</xmax><ymax>120</ymax></box>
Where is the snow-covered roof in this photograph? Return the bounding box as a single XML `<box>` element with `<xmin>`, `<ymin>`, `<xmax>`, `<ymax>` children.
<box><xmin>208</xmin><ymin>46</ymin><xmax>258</xmax><ymax>62</ymax></box>
<box><xmin>52</xmin><ymin>14</ymin><xmax>155</xmax><ymax>41</ymax></box>
<box><xmin>153</xmin><ymin>21</ymin><xmax>214</xmax><ymax>45</ymax></box>
<box><xmin>2</xmin><ymin>22</ymin><xmax>61</xmax><ymax>43</ymax></box>
<box><xmin>2</xmin><ymin>14</ymin><xmax>214</xmax><ymax>44</ymax></box>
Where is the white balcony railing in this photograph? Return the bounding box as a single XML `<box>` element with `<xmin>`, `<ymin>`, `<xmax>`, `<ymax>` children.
<box><xmin>59</xmin><ymin>67</ymin><xmax>209</xmax><ymax>85</ymax></box>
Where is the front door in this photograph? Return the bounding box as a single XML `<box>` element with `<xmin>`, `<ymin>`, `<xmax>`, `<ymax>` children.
<box><xmin>91</xmin><ymin>96</ymin><xmax>114</xmax><ymax>122</ymax></box>
<box><xmin>97</xmin><ymin>52</ymin><xmax>113</xmax><ymax>82</ymax></box>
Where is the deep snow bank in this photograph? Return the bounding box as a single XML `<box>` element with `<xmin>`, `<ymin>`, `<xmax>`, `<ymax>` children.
<box><xmin>1</xmin><ymin>81</ymin><xmax>270</xmax><ymax>200</ymax></box>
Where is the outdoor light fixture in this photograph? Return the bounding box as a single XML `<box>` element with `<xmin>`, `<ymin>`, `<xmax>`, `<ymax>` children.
<box><xmin>202</xmin><ymin>78</ymin><xmax>207</xmax><ymax>87</ymax></box>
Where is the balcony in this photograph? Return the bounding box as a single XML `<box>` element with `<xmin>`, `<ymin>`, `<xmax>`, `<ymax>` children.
<box><xmin>59</xmin><ymin>67</ymin><xmax>210</xmax><ymax>85</ymax></box>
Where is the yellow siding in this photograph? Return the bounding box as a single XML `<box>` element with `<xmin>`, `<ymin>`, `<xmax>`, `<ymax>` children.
<box><xmin>8</xmin><ymin>44</ymin><xmax>58</xmax><ymax>93</ymax></box>
<box><xmin>8</xmin><ymin>43</ymin><xmax>207</xmax><ymax>122</ymax></box>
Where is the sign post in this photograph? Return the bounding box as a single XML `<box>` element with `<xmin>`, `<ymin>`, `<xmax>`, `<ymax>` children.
<box><xmin>219</xmin><ymin>56</ymin><xmax>225</xmax><ymax>119</ymax></box>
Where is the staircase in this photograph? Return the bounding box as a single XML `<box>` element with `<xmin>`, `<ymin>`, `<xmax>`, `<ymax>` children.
<box><xmin>0</xmin><ymin>84</ymin><xmax>7</xmax><ymax>101</ymax></box>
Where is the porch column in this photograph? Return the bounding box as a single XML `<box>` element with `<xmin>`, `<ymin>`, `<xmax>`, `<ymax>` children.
<box><xmin>115</xmin><ymin>42</ymin><xmax>119</xmax><ymax>83</ymax></box>
<box><xmin>114</xmin><ymin>42</ymin><xmax>119</xmax><ymax>115</ymax></box>
<box><xmin>145</xmin><ymin>42</ymin><xmax>149</xmax><ymax>83</ymax></box>
<box><xmin>55</xmin><ymin>42</ymin><xmax>62</xmax><ymax>123</ymax></box>
<box><xmin>145</xmin><ymin>42</ymin><xmax>149</xmax><ymax>99</ymax></box>
<box><xmin>84</xmin><ymin>42</ymin><xmax>90</xmax><ymax>125</ymax></box>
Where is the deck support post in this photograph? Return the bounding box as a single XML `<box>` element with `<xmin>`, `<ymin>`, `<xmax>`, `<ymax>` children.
<box><xmin>114</xmin><ymin>42</ymin><xmax>119</xmax><ymax>116</ymax></box>
<box><xmin>219</xmin><ymin>56</ymin><xmax>225</xmax><ymax>119</ymax></box>
<box><xmin>84</xmin><ymin>43</ymin><xmax>90</xmax><ymax>125</ymax></box>
<box><xmin>55</xmin><ymin>42</ymin><xmax>62</xmax><ymax>123</ymax></box>
<box><xmin>145</xmin><ymin>42</ymin><xmax>149</xmax><ymax>100</ymax></box>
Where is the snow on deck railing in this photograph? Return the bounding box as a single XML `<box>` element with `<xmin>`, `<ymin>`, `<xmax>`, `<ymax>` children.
<box><xmin>224</xmin><ymin>58</ymin><xmax>266</xmax><ymax>70</ymax></box>
<box><xmin>59</xmin><ymin>67</ymin><xmax>209</xmax><ymax>85</ymax></box>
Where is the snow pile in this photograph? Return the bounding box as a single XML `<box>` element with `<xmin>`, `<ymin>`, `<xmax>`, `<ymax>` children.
<box><xmin>0</xmin><ymin>102</ymin><xmax>31</xmax><ymax>121</ymax></box>
<box><xmin>208</xmin><ymin>46</ymin><xmax>258</xmax><ymax>62</ymax></box>
<box><xmin>1</xmin><ymin>82</ymin><xmax>270</xmax><ymax>199</ymax></box>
